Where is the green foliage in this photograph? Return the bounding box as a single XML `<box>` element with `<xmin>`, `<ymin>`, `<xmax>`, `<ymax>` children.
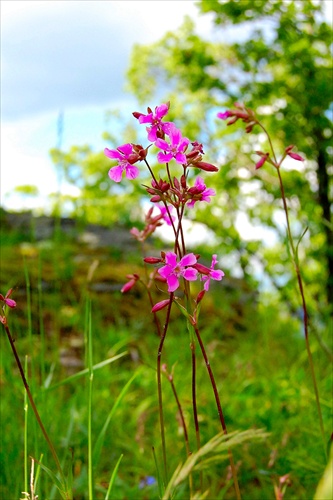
<box><xmin>125</xmin><ymin>0</ymin><xmax>332</xmax><ymax>314</ymax></box>
<box><xmin>0</xmin><ymin>221</ymin><xmax>331</xmax><ymax>499</ymax></box>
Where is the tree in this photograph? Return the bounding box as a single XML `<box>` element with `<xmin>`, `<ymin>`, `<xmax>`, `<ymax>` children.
<box><xmin>126</xmin><ymin>0</ymin><xmax>332</xmax><ymax>311</ymax></box>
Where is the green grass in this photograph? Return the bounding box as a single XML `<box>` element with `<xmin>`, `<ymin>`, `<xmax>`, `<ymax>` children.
<box><xmin>0</xmin><ymin>221</ymin><xmax>331</xmax><ymax>499</ymax></box>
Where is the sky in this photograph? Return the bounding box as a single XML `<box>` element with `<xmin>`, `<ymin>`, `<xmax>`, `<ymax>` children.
<box><xmin>1</xmin><ymin>0</ymin><xmax>332</xmax><ymax>243</ymax></box>
<box><xmin>1</xmin><ymin>0</ymin><xmax>214</xmax><ymax>211</ymax></box>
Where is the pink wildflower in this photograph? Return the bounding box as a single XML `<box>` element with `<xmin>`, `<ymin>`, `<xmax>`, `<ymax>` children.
<box><xmin>158</xmin><ymin>252</ymin><xmax>198</xmax><ymax>292</ymax></box>
<box><xmin>105</xmin><ymin>143</ymin><xmax>140</xmax><ymax>183</ymax></box>
<box><xmin>0</xmin><ymin>289</ymin><xmax>16</xmax><ymax>308</ymax></box>
<box><xmin>133</xmin><ymin>103</ymin><xmax>171</xmax><ymax>141</ymax></box>
<box><xmin>155</xmin><ymin>124</ymin><xmax>190</xmax><ymax>165</ymax></box>
<box><xmin>194</xmin><ymin>255</ymin><xmax>224</xmax><ymax>291</ymax></box>
<box><xmin>187</xmin><ymin>177</ymin><xmax>216</xmax><ymax>208</ymax></box>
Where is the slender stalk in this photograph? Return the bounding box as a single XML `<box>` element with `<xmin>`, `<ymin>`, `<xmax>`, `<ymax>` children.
<box><xmin>157</xmin><ymin>294</ymin><xmax>174</xmax><ymax>486</ymax></box>
<box><xmin>163</xmin><ymin>365</ymin><xmax>193</xmax><ymax>497</ymax></box>
<box><xmin>259</xmin><ymin>119</ymin><xmax>326</xmax><ymax>455</ymax></box>
<box><xmin>3</xmin><ymin>323</ymin><xmax>68</xmax><ymax>494</ymax></box>
<box><xmin>24</xmin><ymin>356</ymin><xmax>29</xmax><ymax>495</ymax></box>
<box><xmin>276</xmin><ymin>167</ymin><xmax>326</xmax><ymax>455</ymax></box>
<box><xmin>190</xmin><ymin>340</ymin><xmax>202</xmax><ymax>493</ymax></box>
<box><xmin>193</xmin><ymin>323</ymin><xmax>241</xmax><ymax>500</ymax></box>
<box><xmin>87</xmin><ymin>299</ymin><xmax>94</xmax><ymax>500</ymax></box>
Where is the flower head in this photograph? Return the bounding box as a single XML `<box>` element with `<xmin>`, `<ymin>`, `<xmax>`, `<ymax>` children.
<box><xmin>133</xmin><ymin>103</ymin><xmax>171</xmax><ymax>141</ymax></box>
<box><xmin>194</xmin><ymin>255</ymin><xmax>224</xmax><ymax>291</ymax></box>
<box><xmin>187</xmin><ymin>177</ymin><xmax>216</xmax><ymax>208</ymax></box>
<box><xmin>158</xmin><ymin>252</ymin><xmax>198</xmax><ymax>292</ymax></box>
<box><xmin>155</xmin><ymin>124</ymin><xmax>190</xmax><ymax>165</ymax></box>
<box><xmin>105</xmin><ymin>143</ymin><xmax>140</xmax><ymax>182</ymax></box>
<box><xmin>217</xmin><ymin>103</ymin><xmax>257</xmax><ymax>132</ymax></box>
<box><xmin>0</xmin><ymin>289</ymin><xmax>16</xmax><ymax>309</ymax></box>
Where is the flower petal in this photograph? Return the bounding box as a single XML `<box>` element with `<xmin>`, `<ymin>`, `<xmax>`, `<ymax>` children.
<box><xmin>108</xmin><ymin>165</ymin><xmax>124</xmax><ymax>182</ymax></box>
<box><xmin>182</xmin><ymin>268</ymin><xmax>198</xmax><ymax>281</ymax></box>
<box><xmin>167</xmin><ymin>275</ymin><xmax>179</xmax><ymax>292</ymax></box>
<box><xmin>180</xmin><ymin>253</ymin><xmax>197</xmax><ymax>267</ymax></box>
<box><xmin>125</xmin><ymin>164</ymin><xmax>140</xmax><ymax>180</ymax></box>
<box><xmin>165</xmin><ymin>252</ymin><xmax>177</xmax><ymax>268</ymax></box>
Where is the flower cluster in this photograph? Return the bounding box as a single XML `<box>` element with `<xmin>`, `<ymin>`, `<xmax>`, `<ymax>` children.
<box><xmin>104</xmin><ymin>103</ymin><xmax>225</xmax><ymax>308</ymax></box>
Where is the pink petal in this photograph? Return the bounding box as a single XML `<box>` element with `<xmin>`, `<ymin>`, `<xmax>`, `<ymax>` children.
<box><xmin>165</xmin><ymin>252</ymin><xmax>177</xmax><ymax>268</ymax></box>
<box><xmin>180</xmin><ymin>253</ymin><xmax>197</xmax><ymax>267</ymax></box>
<box><xmin>117</xmin><ymin>143</ymin><xmax>133</xmax><ymax>157</ymax></box>
<box><xmin>210</xmin><ymin>270</ymin><xmax>224</xmax><ymax>280</ymax></box>
<box><xmin>155</xmin><ymin>138</ymin><xmax>169</xmax><ymax>150</ymax></box>
<box><xmin>147</xmin><ymin>127</ymin><xmax>158</xmax><ymax>142</ymax></box>
<box><xmin>158</xmin><ymin>265</ymin><xmax>173</xmax><ymax>279</ymax></box>
<box><xmin>139</xmin><ymin>114</ymin><xmax>153</xmax><ymax>124</ymax></box>
<box><xmin>104</xmin><ymin>148</ymin><xmax>122</xmax><ymax>160</ymax></box>
<box><xmin>108</xmin><ymin>165</ymin><xmax>124</xmax><ymax>182</ymax></box>
<box><xmin>155</xmin><ymin>103</ymin><xmax>169</xmax><ymax>119</ymax></box>
<box><xmin>174</xmin><ymin>152</ymin><xmax>187</xmax><ymax>164</ymax></box>
<box><xmin>182</xmin><ymin>268</ymin><xmax>198</xmax><ymax>281</ymax></box>
<box><xmin>157</xmin><ymin>152</ymin><xmax>173</xmax><ymax>163</ymax></box>
<box><xmin>167</xmin><ymin>275</ymin><xmax>179</xmax><ymax>292</ymax></box>
<box><xmin>217</xmin><ymin>111</ymin><xmax>231</xmax><ymax>120</ymax></box>
<box><xmin>125</xmin><ymin>164</ymin><xmax>140</xmax><ymax>180</ymax></box>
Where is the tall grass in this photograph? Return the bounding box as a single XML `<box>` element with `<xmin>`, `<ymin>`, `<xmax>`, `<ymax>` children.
<box><xmin>0</xmin><ymin>225</ymin><xmax>331</xmax><ymax>498</ymax></box>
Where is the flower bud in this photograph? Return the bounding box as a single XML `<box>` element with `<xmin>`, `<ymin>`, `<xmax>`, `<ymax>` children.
<box><xmin>151</xmin><ymin>299</ymin><xmax>171</xmax><ymax>313</ymax></box>
<box><xmin>195</xmin><ymin>290</ymin><xmax>206</xmax><ymax>304</ymax></box>
<box><xmin>144</xmin><ymin>257</ymin><xmax>162</xmax><ymax>264</ymax></box>
<box><xmin>193</xmin><ymin>161</ymin><xmax>219</xmax><ymax>172</ymax></box>
<box><xmin>287</xmin><ymin>152</ymin><xmax>304</xmax><ymax>161</ymax></box>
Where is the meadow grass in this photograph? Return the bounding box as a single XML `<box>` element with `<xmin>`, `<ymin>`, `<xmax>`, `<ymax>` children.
<box><xmin>0</xmin><ymin>219</ymin><xmax>331</xmax><ymax>499</ymax></box>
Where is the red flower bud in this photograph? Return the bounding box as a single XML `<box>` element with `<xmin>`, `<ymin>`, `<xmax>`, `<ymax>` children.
<box><xmin>192</xmin><ymin>161</ymin><xmax>218</xmax><ymax>172</ymax></box>
<box><xmin>151</xmin><ymin>299</ymin><xmax>171</xmax><ymax>313</ymax></box>
<box><xmin>195</xmin><ymin>290</ymin><xmax>206</xmax><ymax>304</ymax></box>
<box><xmin>287</xmin><ymin>152</ymin><xmax>304</xmax><ymax>161</ymax></box>
<box><xmin>144</xmin><ymin>256</ymin><xmax>162</xmax><ymax>264</ymax></box>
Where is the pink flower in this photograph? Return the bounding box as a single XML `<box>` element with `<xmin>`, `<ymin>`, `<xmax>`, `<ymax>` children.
<box><xmin>195</xmin><ymin>255</ymin><xmax>224</xmax><ymax>291</ymax></box>
<box><xmin>0</xmin><ymin>289</ymin><xmax>16</xmax><ymax>309</ymax></box>
<box><xmin>187</xmin><ymin>177</ymin><xmax>216</xmax><ymax>208</ymax></box>
<box><xmin>156</xmin><ymin>204</ymin><xmax>175</xmax><ymax>226</ymax></box>
<box><xmin>134</xmin><ymin>103</ymin><xmax>171</xmax><ymax>141</ymax></box>
<box><xmin>155</xmin><ymin>124</ymin><xmax>190</xmax><ymax>165</ymax></box>
<box><xmin>104</xmin><ymin>143</ymin><xmax>140</xmax><ymax>183</ymax></box>
<box><xmin>158</xmin><ymin>252</ymin><xmax>198</xmax><ymax>292</ymax></box>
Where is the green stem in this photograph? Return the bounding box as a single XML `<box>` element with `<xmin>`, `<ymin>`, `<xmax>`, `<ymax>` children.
<box><xmin>276</xmin><ymin>168</ymin><xmax>326</xmax><ymax>457</ymax></box>
<box><xmin>258</xmin><ymin>121</ymin><xmax>326</xmax><ymax>456</ymax></box>
<box><xmin>193</xmin><ymin>323</ymin><xmax>241</xmax><ymax>500</ymax></box>
<box><xmin>3</xmin><ymin>323</ymin><xmax>68</xmax><ymax>493</ymax></box>
<box><xmin>163</xmin><ymin>366</ymin><xmax>193</xmax><ymax>496</ymax></box>
<box><xmin>190</xmin><ymin>340</ymin><xmax>202</xmax><ymax>493</ymax></box>
<box><xmin>157</xmin><ymin>294</ymin><xmax>174</xmax><ymax>487</ymax></box>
